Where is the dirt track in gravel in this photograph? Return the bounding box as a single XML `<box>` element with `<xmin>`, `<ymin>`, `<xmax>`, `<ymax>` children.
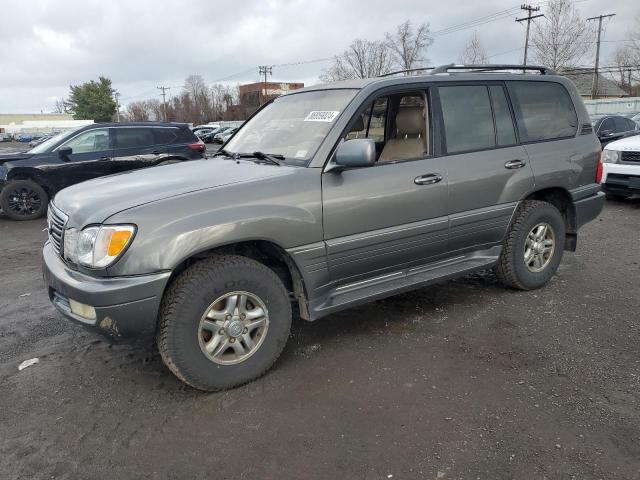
<box><xmin>1</xmin><ymin>199</ymin><xmax>639</xmax><ymax>480</ymax></box>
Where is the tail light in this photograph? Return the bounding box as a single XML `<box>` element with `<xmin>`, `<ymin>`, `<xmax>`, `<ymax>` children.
<box><xmin>188</xmin><ymin>141</ymin><xmax>206</xmax><ymax>152</ymax></box>
<box><xmin>595</xmin><ymin>151</ymin><xmax>603</xmax><ymax>184</ymax></box>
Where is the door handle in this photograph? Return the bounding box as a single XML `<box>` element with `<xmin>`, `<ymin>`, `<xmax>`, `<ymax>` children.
<box><xmin>152</xmin><ymin>150</ymin><xmax>161</xmax><ymax>155</ymax></box>
<box><xmin>504</xmin><ymin>159</ymin><xmax>526</xmax><ymax>169</ymax></box>
<box><xmin>414</xmin><ymin>173</ymin><xmax>443</xmax><ymax>185</ymax></box>
<box><xmin>99</xmin><ymin>156</ymin><xmax>110</xmax><ymax>161</ymax></box>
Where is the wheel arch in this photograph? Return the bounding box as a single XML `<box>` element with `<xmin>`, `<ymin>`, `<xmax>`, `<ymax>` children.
<box><xmin>524</xmin><ymin>187</ymin><xmax>577</xmax><ymax>251</ymax></box>
<box><xmin>7</xmin><ymin>167</ymin><xmax>55</xmax><ymax>198</ymax></box>
<box><xmin>165</xmin><ymin>239</ymin><xmax>311</xmax><ymax>320</ymax></box>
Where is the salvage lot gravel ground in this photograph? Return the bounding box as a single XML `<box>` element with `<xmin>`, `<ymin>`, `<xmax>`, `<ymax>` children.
<box><xmin>0</xmin><ymin>184</ymin><xmax>639</xmax><ymax>478</ymax></box>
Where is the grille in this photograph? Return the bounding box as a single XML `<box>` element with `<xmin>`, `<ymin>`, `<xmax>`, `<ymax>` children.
<box><xmin>47</xmin><ymin>203</ymin><xmax>67</xmax><ymax>257</ymax></box>
<box><xmin>621</xmin><ymin>151</ymin><xmax>640</xmax><ymax>163</ymax></box>
<box><xmin>580</xmin><ymin>123</ymin><xmax>593</xmax><ymax>135</ymax></box>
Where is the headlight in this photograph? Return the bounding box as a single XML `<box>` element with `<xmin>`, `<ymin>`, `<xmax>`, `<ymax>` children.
<box><xmin>602</xmin><ymin>150</ymin><xmax>620</xmax><ymax>164</ymax></box>
<box><xmin>64</xmin><ymin>225</ymin><xmax>136</xmax><ymax>268</ymax></box>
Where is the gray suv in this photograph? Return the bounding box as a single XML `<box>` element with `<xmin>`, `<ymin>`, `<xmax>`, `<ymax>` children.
<box><xmin>43</xmin><ymin>64</ymin><xmax>605</xmax><ymax>391</ymax></box>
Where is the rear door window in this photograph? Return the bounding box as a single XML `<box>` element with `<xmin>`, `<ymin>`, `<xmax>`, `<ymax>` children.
<box><xmin>113</xmin><ymin>128</ymin><xmax>155</xmax><ymax>149</ymax></box>
<box><xmin>507</xmin><ymin>81</ymin><xmax>578</xmax><ymax>142</ymax></box>
<box><xmin>439</xmin><ymin>85</ymin><xmax>495</xmax><ymax>154</ymax></box>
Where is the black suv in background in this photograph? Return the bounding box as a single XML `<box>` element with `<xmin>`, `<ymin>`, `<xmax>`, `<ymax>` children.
<box><xmin>0</xmin><ymin>122</ymin><xmax>205</xmax><ymax>220</ymax></box>
<box><xmin>591</xmin><ymin>114</ymin><xmax>639</xmax><ymax>147</ymax></box>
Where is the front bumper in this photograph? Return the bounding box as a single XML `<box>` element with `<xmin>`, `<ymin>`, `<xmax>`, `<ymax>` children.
<box><xmin>602</xmin><ymin>163</ymin><xmax>640</xmax><ymax>195</ymax></box>
<box><xmin>42</xmin><ymin>241</ymin><xmax>171</xmax><ymax>341</ymax></box>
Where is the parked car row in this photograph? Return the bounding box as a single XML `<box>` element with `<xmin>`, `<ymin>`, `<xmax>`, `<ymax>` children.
<box><xmin>39</xmin><ymin>64</ymin><xmax>606</xmax><ymax>391</ymax></box>
<box><xmin>193</xmin><ymin>125</ymin><xmax>240</xmax><ymax>144</ymax></box>
<box><xmin>0</xmin><ymin>123</ymin><xmax>205</xmax><ymax>220</ymax></box>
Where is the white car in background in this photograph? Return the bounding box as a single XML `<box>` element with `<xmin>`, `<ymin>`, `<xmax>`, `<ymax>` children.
<box><xmin>214</xmin><ymin>127</ymin><xmax>238</xmax><ymax>144</ymax></box>
<box><xmin>601</xmin><ymin>134</ymin><xmax>640</xmax><ymax>199</ymax></box>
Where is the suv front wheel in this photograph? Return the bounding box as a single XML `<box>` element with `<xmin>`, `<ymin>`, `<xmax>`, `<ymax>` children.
<box><xmin>496</xmin><ymin>200</ymin><xmax>566</xmax><ymax>290</ymax></box>
<box><xmin>157</xmin><ymin>255</ymin><xmax>292</xmax><ymax>391</ymax></box>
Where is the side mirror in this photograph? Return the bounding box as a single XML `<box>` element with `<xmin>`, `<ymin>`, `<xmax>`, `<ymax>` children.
<box><xmin>333</xmin><ymin>139</ymin><xmax>376</xmax><ymax>170</ymax></box>
<box><xmin>58</xmin><ymin>146</ymin><xmax>72</xmax><ymax>159</ymax></box>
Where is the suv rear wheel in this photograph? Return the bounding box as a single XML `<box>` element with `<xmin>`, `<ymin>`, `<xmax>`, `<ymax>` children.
<box><xmin>496</xmin><ymin>200</ymin><xmax>565</xmax><ymax>290</ymax></box>
<box><xmin>157</xmin><ymin>255</ymin><xmax>292</xmax><ymax>391</ymax></box>
<box><xmin>0</xmin><ymin>179</ymin><xmax>48</xmax><ymax>220</ymax></box>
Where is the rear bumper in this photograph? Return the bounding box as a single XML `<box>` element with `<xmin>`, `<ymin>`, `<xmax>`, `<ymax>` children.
<box><xmin>574</xmin><ymin>191</ymin><xmax>605</xmax><ymax>229</ymax></box>
<box><xmin>42</xmin><ymin>242</ymin><xmax>171</xmax><ymax>341</ymax></box>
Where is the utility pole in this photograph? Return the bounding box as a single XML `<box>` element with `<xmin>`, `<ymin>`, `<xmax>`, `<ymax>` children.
<box><xmin>157</xmin><ymin>86</ymin><xmax>170</xmax><ymax>122</ymax></box>
<box><xmin>516</xmin><ymin>4</ymin><xmax>544</xmax><ymax>65</ymax></box>
<box><xmin>258</xmin><ymin>66</ymin><xmax>272</xmax><ymax>105</ymax></box>
<box><xmin>587</xmin><ymin>13</ymin><xmax>616</xmax><ymax>99</ymax></box>
<box><xmin>112</xmin><ymin>90</ymin><xmax>120</xmax><ymax>122</ymax></box>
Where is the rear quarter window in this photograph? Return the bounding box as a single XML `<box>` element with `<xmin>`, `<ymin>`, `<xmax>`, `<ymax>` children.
<box><xmin>175</xmin><ymin>127</ymin><xmax>199</xmax><ymax>143</ymax></box>
<box><xmin>154</xmin><ymin>128</ymin><xmax>179</xmax><ymax>145</ymax></box>
<box><xmin>507</xmin><ymin>81</ymin><xmax>578</xmax><ymax>142</ymax></box>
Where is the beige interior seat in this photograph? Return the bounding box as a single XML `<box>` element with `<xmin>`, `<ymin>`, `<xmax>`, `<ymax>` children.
<box><xmin>378</xmin><ymin>107</ymin><xmax>427</xmax><ymax>162</ymax></box>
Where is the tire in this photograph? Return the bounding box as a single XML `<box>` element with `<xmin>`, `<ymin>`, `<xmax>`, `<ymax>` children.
<box><xmin>496</xmin><ymin>200</ymin><xmax>566</xmax><ymax>291</ymax></box>
<box><xmin>0</xmin><ymin>179</ymin><xmax>48</xmax><ymax>220</ymax></box>
<box><xmin>157</xmin><ymin>255</ymin><xmax>292</xmax><ymax>391</ymax></box>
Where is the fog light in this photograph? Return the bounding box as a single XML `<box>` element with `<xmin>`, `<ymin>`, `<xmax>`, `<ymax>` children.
<box><xmin>69</xmin><ymin>298</ymin><xmax>97</xmax><ymax>321</ymax></box>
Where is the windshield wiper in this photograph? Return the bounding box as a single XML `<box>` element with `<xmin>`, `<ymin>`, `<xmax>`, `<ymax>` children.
<box><xmin>213</xmin><ymin>149</ymin><xmax>238</xmax><ymax>159</ymax></box>
<box><xmin>238</xmin><ymin>151</ymin><xmax>285</xmax><ymax>166</ymax></box>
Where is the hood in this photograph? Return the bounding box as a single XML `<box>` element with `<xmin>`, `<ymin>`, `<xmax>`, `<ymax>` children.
<box><xmin>604</xmin><ymin>134</ymin><xmax>640</xmax><ymax>151</ymax></box>
<box><xmin>53</xmin><ymin>158</ymin><xmax>296</xmax><ymax>226</ymax></box>
<box><xmin>0</xmin><ymin>152</ymin><xmax>32</xmax><ymax>164</ymax></box>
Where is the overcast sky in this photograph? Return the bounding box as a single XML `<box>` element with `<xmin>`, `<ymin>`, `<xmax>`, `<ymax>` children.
<box><xmin>0</xmin><ymin>0</ymin><xmax>637</xmax><ymax>113</ymax></box>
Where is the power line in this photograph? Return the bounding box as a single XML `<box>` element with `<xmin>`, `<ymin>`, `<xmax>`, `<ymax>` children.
<box><xmin>516</xmin><ymin>4</ymin><xmax>544</xmax><ymax>65</ymax></box>
<box><xmin>432</xmin><ymin>5</ymin><xmax>523</xmax><ymax>36</ymax></box>
<box><xmin>587</xmin><ymin>13</ymin><xmax>616</xmax><ymax>99</ymax></box>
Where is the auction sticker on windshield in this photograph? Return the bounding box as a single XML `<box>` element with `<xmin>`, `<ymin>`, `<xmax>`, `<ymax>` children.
<box><xmin>304</xmin><ymin>111</ymin><xmax>340</xmax><ymax>122</ymax></box>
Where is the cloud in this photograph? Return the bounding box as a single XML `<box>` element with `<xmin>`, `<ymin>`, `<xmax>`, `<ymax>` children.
<box><xmin>0</xmin><ymin>0</ymin><xmax>635</xmax><ymax>112</ymax></box>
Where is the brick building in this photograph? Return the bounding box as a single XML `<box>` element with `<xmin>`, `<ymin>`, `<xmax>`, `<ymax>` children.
<box><xmin>238</xmin><ymin>82</ymin><xmax>304</xmax><ymax>117</ymax></box>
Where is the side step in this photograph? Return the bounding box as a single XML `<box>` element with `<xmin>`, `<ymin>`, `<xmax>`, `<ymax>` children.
<box><xmin>309</xmin><ymin>246</ymin><xmax>501</xmax><ymax>320</ymax></box>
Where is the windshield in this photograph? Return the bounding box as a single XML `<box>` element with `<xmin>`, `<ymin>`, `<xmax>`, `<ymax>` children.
<box><xmin>28</xmin><ymin>128</ymin><xmax>81</xmax><ymax>154</ymax></box>
<box><xmin>224</xmin><ymin>89</ymin><xmax>358</xmax><ymax>165</ymax></box>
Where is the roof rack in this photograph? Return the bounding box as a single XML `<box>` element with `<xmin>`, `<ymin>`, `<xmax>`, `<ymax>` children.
<box><xmin>430</xmin><ymin>63</ymin><xmax>556</xmax><ymax>75</ymax></box>
<box><xmin>378</xmin><ymin>67</ymin><xmax>435</xmax><ymax>77</ymax></box>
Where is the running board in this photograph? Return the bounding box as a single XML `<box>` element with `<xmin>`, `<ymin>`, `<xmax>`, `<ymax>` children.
<box><xmin>309</xmin><ymin>246</ymin><xmax>501</xmax><ymax>320</ymax></box>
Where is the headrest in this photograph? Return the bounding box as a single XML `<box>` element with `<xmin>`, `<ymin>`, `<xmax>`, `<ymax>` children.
<box><xmin>395</xmin><ymin>107</ymin><xmax>424</xmax><ymax>137</ymax></box>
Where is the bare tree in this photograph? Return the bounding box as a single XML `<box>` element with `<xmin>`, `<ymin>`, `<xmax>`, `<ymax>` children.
<box><xmin>125</xmin><ymin>101</ymin><xmax>150</xmax><ymax>121</ymax></box>
<box><xmin>530</xmin><ymin>0</ymin><xmax>588</xmax><ymax>70</ymax></box>
<box><xmin>123</xmin><ymin>99</ymin><xmax>164</xmax><ymax>122</ymax></box>
<box><xmin>459</xmin><ymin>31</ymin><xmax>488</xmax><ymax>64</ymax></box>
<box><xmin>320</xmin><ymin>39</ymin><xmax>392</xmax><ymax>82</ymax></box>
<box><xmin>53</xmin><ymin>98</ymin><xmax>68</xmax><ymax>114</ymax></box>
<box><xmin>607</xmin><ymin>16</ymin><xmax>640</xmax><ymax>95</ymax></box>
<box><xmin>385</xmin><ymin>20</ymin><xmax>433</xmax><ymax>73</ymax></box>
